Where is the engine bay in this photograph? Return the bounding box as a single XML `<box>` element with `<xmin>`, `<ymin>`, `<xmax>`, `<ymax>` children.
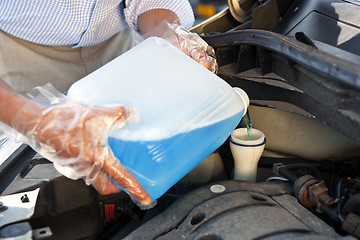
<box><xmin>1</xmin><ymin>0</ymin><xmax>360</xmax><ymax>239</ymax></box>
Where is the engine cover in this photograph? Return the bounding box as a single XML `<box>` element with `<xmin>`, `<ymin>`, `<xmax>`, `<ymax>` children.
<box><xmin>125</xmin><ymin>180</ymin><xmax>354</xmax><ymax>240</ymax></box>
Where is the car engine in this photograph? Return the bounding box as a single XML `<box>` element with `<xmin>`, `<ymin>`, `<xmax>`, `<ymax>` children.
<box><xmin>1</xmin><ymin>0</ymin><xmax>360</xmax><ymax>239</ymax></box>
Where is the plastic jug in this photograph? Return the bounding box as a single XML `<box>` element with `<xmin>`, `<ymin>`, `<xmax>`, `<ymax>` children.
<box><xmin>67</xmin><ymin>37</ymin><xmax>249</xmax><ymax>200</ymax></box>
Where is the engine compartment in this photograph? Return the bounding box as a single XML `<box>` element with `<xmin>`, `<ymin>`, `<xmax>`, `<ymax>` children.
<box><xmin>125</xmin><ymin>181</ymin><xmax>350</xmax><ymax>240</ymax></box>
<box><xmin>1</xmin><ymin>0</ymin><xmax>360</xmax><ymax>239</ymax></box>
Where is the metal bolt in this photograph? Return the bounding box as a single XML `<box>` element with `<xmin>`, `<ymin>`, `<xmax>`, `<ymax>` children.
<box><xmin>0</xmin><ymin>201</ymin><xmax>7</xmax><ymax>212</ymax></box>
<box><xmin>21</xmin><ymin>194</ymin><xmax>30</xmax><ymax>203</ymax></box>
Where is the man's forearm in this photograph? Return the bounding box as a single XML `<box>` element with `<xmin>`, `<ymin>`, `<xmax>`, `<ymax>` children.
<box><xmin>137</xmin><ymin>9</ymin><xmax>179</xmax><ymax>36</ymax></box>
<box><xmin>0</xmin><ymin>79</ymin><xmax>44</xmax><ymax>129</ymax></box>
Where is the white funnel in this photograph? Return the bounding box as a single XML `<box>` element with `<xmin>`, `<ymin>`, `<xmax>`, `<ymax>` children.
<box><xmin>230</xmin><ymin>128</ymin><xmax>266</xmax><ymax>182</ymax></box>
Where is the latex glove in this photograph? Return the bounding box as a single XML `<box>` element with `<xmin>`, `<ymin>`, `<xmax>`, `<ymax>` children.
<box><xmin>144</xmin><ymin>21</ymin><xmax>218</xmax><ymax>73</ymax></box>
<box><xmin>8</xmin><ymin>85</ymin><xmax>153</xmax><ymax>208</ymax></box>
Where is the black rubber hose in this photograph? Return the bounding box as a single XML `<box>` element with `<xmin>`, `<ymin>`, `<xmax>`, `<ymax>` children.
<box><xmin>277</xmin><ymin>166</ymin><xmax>298</xmax><ymax>183</ymax></box>
<box><xmin>281</xmin><ymin>163</ymin><xmax>323</xmax><ymax>180</ymax></box>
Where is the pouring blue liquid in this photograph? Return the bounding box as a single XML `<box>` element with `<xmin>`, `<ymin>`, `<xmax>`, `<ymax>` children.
<box><xmin>66</xmin><ymin>38</ymin><xmax>250</xmax><ymax>203</ymax></box>
<box><xmin>108</xmin><ymin>112</ymin><xmax>243</xmax><ymax>200</ymax></box>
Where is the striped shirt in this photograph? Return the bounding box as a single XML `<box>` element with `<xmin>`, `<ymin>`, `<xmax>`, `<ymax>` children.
<box><xmin>0</xmin><ymin>0</ymin><xmax>195</xmax><ymax>47</ymax></box>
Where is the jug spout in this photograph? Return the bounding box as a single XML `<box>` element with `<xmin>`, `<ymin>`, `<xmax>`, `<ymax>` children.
<box><xmin>233</xmin><ymin>87</ymin><xmax>250</xmax><ymax>114</ymax></box>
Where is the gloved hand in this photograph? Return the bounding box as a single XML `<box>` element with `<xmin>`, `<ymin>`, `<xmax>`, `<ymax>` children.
<box><xmin>7</xmin><ymin>85</ymin><xmax>153</xmax><ymax>208</ymax></box>
<box><xmin>144</xmin><ymin>21</ymin><xmax>218</xmax><ymax>73</ymax></box>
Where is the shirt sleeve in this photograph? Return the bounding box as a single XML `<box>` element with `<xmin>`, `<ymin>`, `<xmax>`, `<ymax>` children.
<box><xmin>124</xmin><ymin>0</ymin><xmax>195</xmax><ymax>31</ymax></box>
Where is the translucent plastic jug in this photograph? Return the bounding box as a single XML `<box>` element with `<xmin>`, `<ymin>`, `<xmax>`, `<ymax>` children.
<box><xmin>67</xmin><ymin>37</ymin><xmax>249</xmax><ymax>200</ymax></box>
